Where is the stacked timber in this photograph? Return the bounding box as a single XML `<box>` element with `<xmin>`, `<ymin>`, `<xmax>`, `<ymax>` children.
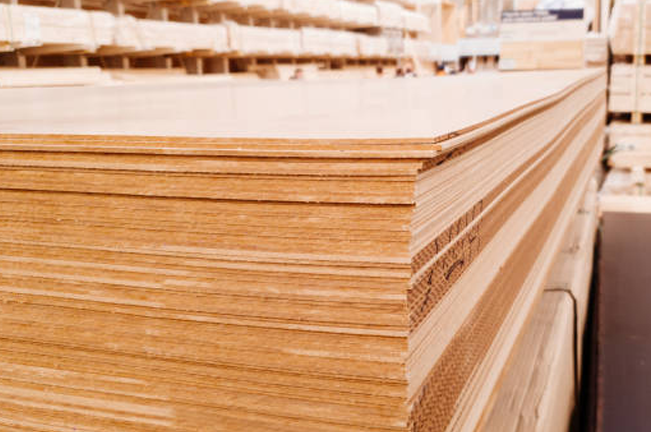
<box><xmin>376</xmin><ymin>0</ymin><xmax>405</xmax><ymax>28</ymax></box>
<box><xmin>0</xmin><ymin>1</ymin><xmax>423</xmax><ymax>60</ymax></box>
<box><xmin>207</xmin><ymin>0</ymin><xmax>284</xmax><ymax>14</ymax></box>
<box><xmin>499</xmin><ymin>8</ymin><xmax>587</xmax><ymax>70</ymax></box>
<box><xmin>608</xmin><ymin>63</ymin><xmax>651</xmax><ymax>115</ymax></box>
<box><xmin>338</xmin><ymin>1</ymin><xmax>378</xmax><ymax>28</ymax></box>
<box><xmin>609</xmin><ymin>0</ymin><xmax>651</xmax><ymax>55</ymax></box>
<box><xmin>283</xmin><ymin>0</ymin><xmax>337</xmax><ymax>22</ymax></box>
<box><xmin>585</xmin><ymin>32</ymin><xmax>609</xmax><ymax>66</ymax></box>
<box><xmin>357</xmin><ymin>34</ymin><xmax>390</xmax><ymax>58</ymax></box>
<box><xmin>0</xmin><ymin>69</ymin><xmax>606</xmax><ymax>432</ymax></box>
<box><xmin>301</xmin><ymin>28</ymin><xmax>357</xmax><ymax>57</ymax></box>
<box><xmin>479</xmin><ymin>180</ymin><xmax>598</xmax><ymax>432</ymax></box>
<box><xmin>608</xmin><ymin>0</ymin><xmax>651</xmax><ymax>119</ymax></box>
<box><xmin>402</xmin><ymin>9</ymin><xmax>430</xmax><ymax>33</ymax></box>
<box><xmin>0</xmin><ymin>67</ymin><xmax>112</xmax><ymax>87</ymax></box>
<box><xmin>228</xmin><ymin>24</ymin><xmax>301</xmax><ymax>57</ymax></box>
<box><xmin>0</xmin><ymin>5</ymin><xmax>114</xmax><ymax>54</ymax></box>
<box><xmin>133</xmin><ymin>21</ymin><xmax>227</xmax><ymax>55</ymax></box>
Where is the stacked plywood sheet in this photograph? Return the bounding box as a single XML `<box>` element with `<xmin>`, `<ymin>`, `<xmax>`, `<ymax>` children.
<box><xmin>301</xmin><ymin>28</ymin><xmax>357</xmax><ymax>57</ymax></box>
<box><xmin>585</xmin><ymin>32</ymin><xmax>609</xmax><ymax>66</ymax></box>
<box><xmin>376</xmin><ymin>0</ymin><xmax>405</xmax><ymax>28</ymax></box>
<box><xmin>0</xmin><ymin>69</ymin><xmax>605</xmax><ymax>432</ymax></box>
<box><xmin>479</xmin><ymin>180</ymin><xmax>598</xmax><ymax>432</ymax></box>
<box><xmin>338</xmin><ymin>0</ymin><xmax>378</xmax><ymax>28</ymax></box>
<box><xmin>402</xmin><ymin>9</ymin><xmax>430</xmax><ymax>33</ymax></box>
<box><xmin>608</xmin><ymin>63</ymin><xmax>651</xmax><ymax>113</ymax></box>
<box><xmin>0</xmin><ymin>67</ymin><xmax>112</xmax><ymax>87</ymax></box>
<box><xmin>499</xmin><ymin>8</ymin><xmax>587</xmax><ymax>70</ymax></box>
<box><xmin>609</xmin><ymin>0</ymin><xmax>651</xmax><ymax>55</ymax></box>
<box><xmin>228</xmin><ymin>24</ymin><xmax>301</xmax><ymax>57</ymax></box>
<box><xmin>357</xmin><ymin>34</ymin><xmax>390</xmax><ymax>58</ymax></box>
<box><xmin>608</xmin><ymin>0</ymin><xmax>651</xmax><ymax>117</ymax></box>
<box><xmin>0</xmin><ymin>5</ymin><xmax>114</xmax><ymax>54</ymax></box>
<box><xmin>283</xmin><ymin>0</ymin><xmax>339</xmax><ymax>22</ymax></box>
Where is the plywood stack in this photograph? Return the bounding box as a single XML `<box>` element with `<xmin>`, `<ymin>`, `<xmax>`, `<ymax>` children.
<box><xmin>300</xmin><ymin>27</ymin><xmax>357</xmax><ymax>57</ymax></box>
<box><xmin>585</xmin><ymin>32</ymin><xmax>609</xmax><ymax>66</ymax></box>
<box><xmin>0</xmin><ymin>5</ymin><xmax>114</xmax><ymax>54</ymax></box>
<box><xmin>402</xmin><ymin>9</ymin><xmax>430</xmax><ymax>33</ymax></box>
<box><xmin>228</xmin><ymin>24</ymin><xmax>301</xmax><ymax>57</ymax></box>
<box><xmin>0</xmin><ymin>69</ymin><xmax>606</xmax><ymax>432</ymax></box>
<box><xmin>609</xmin><ymin>0</ymin><xmax>651</xmax><ymax>55</ymax></box>
<box><xmin>478</xmin><ymin>180</ymin><xmax>598</xmax><ymax>432</ymax></box>
<box><xmin>608</xmin><ymin>0</ymin><xmax>651</xmax><ymax>120</ymax></box>
<box><xmin>338</xmin><ymin>0</ymin><xmax>379</xmax><ymax>28</ymax></box>
<box><xmin>358</xmin><ymin>34</ymin><xmax>390</xmax><ymax>58</ymax></box>
<box><xmin>376</xmin><ymin>0</ymin><xmax>405</xmax><ymax>28</ymax></box>
<box><xmin>0</xmin><ymin>66</ymin><xmax>112</xmax><ymax>87</ymax></box>
<box><xmin>499</xmin><ymin>8</ymin><xmax>587</xmax><ymax>71</ymax></box>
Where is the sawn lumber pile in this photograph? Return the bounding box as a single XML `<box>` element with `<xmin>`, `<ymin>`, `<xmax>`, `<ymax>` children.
<box><xmin>0</xmin><ymin>69</ymin><xmax>606</xmax><ymax>432</ymax></box>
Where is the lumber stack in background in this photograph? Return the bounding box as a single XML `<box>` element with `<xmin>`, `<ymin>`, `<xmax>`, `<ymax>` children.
<box><xmin>609</xmin><ymin>0</ymin><xmax>651</xmax><ymax>56</ymax></box>
<box><xmin>586</xmin><ymin>33</ymin><xmax>609</xmax><ymax>66</ymax></box>
<box><xmin>0</xmin><ymin>67</ymin><xmax>112</xmax><ymax>87</ymax></box>
<box><xmin>499</xmin><ymin>7</ymin><xmax>588</xmax><ymax>71</ymax></box>
<box><xmin>0</xmin><ymin>69</ymin><xmax>606</xmax><ymax>432</ymax></box>
<box><xmin>478</xmin><ymin>179</ymin><xmax>598</xmax><ymax>432</ymax></box>
<box><xmin>608</xmin><ymin>0</ymin><xmax>651</xmax><ymax>119</ymax></box>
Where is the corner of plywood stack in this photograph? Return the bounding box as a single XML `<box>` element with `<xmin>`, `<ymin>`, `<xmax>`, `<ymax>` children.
<box><xmin>0</xmin><ymin>69</ymin><xmax>607</xmax><ymax>432</ymax></box>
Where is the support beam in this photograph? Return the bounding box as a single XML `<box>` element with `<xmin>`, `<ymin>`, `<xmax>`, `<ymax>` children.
<box><xmin>106</xmin><ymin>0</ymin><xmax>125</xmax><ymax>16</ymax></box>
<box><xmin>147</xmin><ymin>4</ymin><xmax>169</xmax><ymax>21</ymax></box>
<box><xmin>64</xmin><ymin>55</ymin><xmax>88</xmax><ymax>67</ymax></box>
<box><xmin>60</xmin><ymin>0</ymin><xmax>82</xmax><ymax>8</ymax></box>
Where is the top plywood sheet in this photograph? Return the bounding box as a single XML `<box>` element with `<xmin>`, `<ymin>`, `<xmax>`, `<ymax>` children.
<box><xmin>0</xmin><ymin>69</ymin><xmax>600</xmax><ymax>144</ymax></box>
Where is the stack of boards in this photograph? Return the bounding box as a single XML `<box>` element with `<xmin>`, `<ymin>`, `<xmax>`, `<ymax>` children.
<box><xmin>608</xmin><ymin>0</ymin><xmax>651</xmax><ymax>115</ymax></box>
<box><xmin>499</xmin><ymin>7</ymin><xmax>588</xmax><ymax>71</ymax></box>
<box><xmin>0</xmin><ymin>69</ymin><xmax>606</xmax><ymax>431</ymax></box>
<box><xmin>479</xmin><ymin>180</ymin><xmax>598</xmax><ymax>432</ymax></box>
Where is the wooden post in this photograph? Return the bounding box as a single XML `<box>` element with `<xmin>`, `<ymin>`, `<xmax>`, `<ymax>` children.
<box><xmin>180</xmin><ymin>6</ymin><xmax>204</xmax><ymax>75</ymax></box>
<box><xmin>60</xmin><ymin>0</ymin><xmax>82</xmax><ymax>8</ymax></box>
<box><xmin>106</xmin><ymin>0</ymin><xmax>125</xmax><ymax>16</ymax></box>
<box><xmin>147</xmin><ymin>4</ymin><xmax>169</xmax><ymax>21</ymax></box>
<box><xmin>15</xmin><ymin>52</ymin><xmax>27</xmax><ymax>68</ymax></box>
<box><xmin>64</xmin><ymin>55</ymin><xmax>88</xmax><ymax>67</ymax></box>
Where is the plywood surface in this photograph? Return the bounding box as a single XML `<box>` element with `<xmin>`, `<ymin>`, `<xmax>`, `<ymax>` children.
<box><xmin>0</xmin><ymin>69</ymin><xmax>600</xmax><ymax>140</ymax></box>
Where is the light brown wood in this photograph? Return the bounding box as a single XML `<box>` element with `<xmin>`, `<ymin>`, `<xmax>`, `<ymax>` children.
<box><xmin>0</xmin><ymin>69</ymin><xmax>606</xmax><ymax>432</ymax></box>
<box><xmin>479</xmin><ymin>180</ymin><xmax>598</xmax><ymax>432</ymax></box>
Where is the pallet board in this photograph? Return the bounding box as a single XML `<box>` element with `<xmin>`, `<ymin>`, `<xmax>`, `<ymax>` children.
<box><xmin>0</xmin><ymin>69</ymin><xmax>606</xmax><ymax>431</ymax></box>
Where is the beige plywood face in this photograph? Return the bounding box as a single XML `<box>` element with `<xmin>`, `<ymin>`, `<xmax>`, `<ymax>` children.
<box><xmin>0</xmin><ymin>69</ymin><xmax>599</xmax><ymax>140</ymax></box>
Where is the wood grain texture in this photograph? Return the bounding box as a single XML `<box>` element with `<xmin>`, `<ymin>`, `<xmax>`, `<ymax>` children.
<box><xmin>0</xmin><ymin>70</ymin><xmax>606</xmax><ymax>432</ymax></box>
